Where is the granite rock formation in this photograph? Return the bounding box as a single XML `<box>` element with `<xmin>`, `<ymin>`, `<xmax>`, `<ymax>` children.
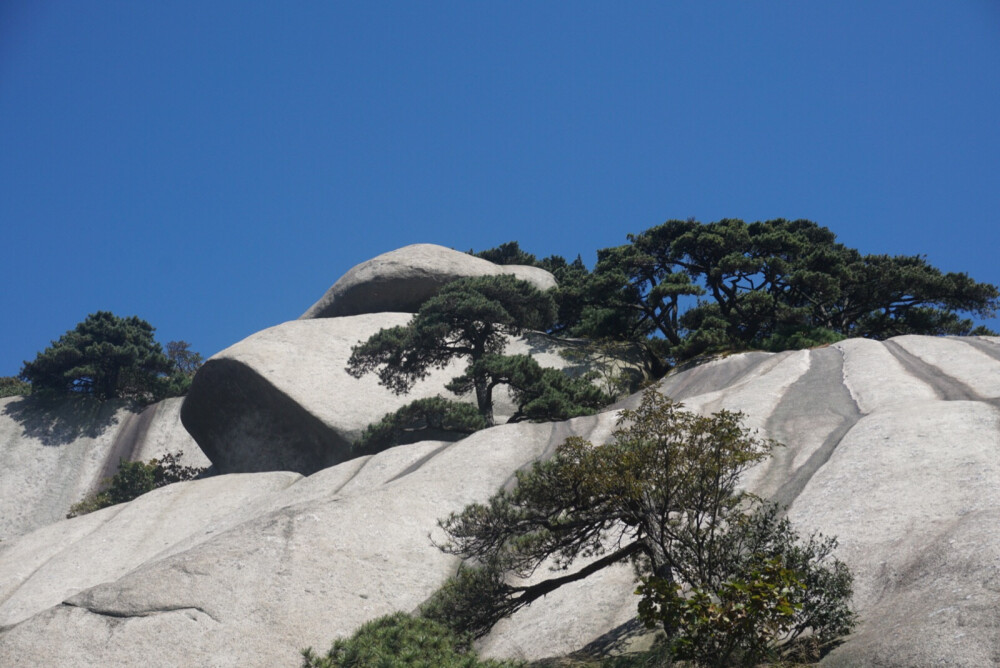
<box><xmin>1</xmin><ymin>335</ymin><xmax>998</xmax><ymax>667</ymax></box>
<box><xmin>0</xmin><ymin>396</ymin><xmax>209</xmax><ymax>542</ymax></box>
<box><xmin>299</xmin><ymin>243</ymin><xmax>557</xmax><ymax>319</ymax></box>
<box><xmin>180</xmin><ymin>313</ymin><xmax>645</xmax><ymax>475</ymax></box>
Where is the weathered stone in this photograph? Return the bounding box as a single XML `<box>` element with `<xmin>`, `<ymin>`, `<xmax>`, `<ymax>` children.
<box><xmin>0</xmin><ymin>396</ymin><xmax>209</xmax><ymax>542</ymax></box>
<box><xmin>180</xmin><ymin>315</ymin><xmax>645</xmax><ymax>475</ymax></box>
<box><xmin>299</xmin><ymin>243</ymin><xmax>558</xmax><ymax>319</ymax></box>
<box><xmin>1</xmin><ymin>335</ymin><xmax>997</xmax><ymax>667</ymax></box>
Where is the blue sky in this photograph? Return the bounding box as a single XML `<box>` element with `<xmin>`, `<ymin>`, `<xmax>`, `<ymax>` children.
<box><xmin>2</xmin><ymin>1</ymin><xmax>999</xmax><ymax>377</ymax></box>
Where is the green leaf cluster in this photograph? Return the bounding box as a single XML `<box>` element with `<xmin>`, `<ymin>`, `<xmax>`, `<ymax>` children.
<box><xmin>424</xmin><ymin>389</ymin><xmax>854</xmax><ymax>664</ymax></box>
<box><xmin>300</xmin><ymin>612</ymin><xmax>522</xmax><ymax>668</ymax></box>
<box><xmin>447</xmin><ymin>354</ymin><xmax>610</xmax><ymax>423</ymax></box>
<box><xmin>637</xmin><ymin>559</ymin><xmax>805</xmax><ymax>666</ymax></box>
<box><xmin>67</xmin><ymin>451</ymin><xmax>207</xmax><ymax>517</ymax></box>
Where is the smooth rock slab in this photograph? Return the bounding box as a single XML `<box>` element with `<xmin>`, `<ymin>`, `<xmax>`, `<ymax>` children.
<box><xmin>0</xmin><ymin>396</ymin><xmax>209</xmax><ymax>542</ymax></box>
<box><xmin>300</xmin><ymin>243</ymin><xmax>558</xmax><ymax>319</ymax></box>
<box><xmin>2</xmin><ymin>335</ymin><xmax>998</xmax><ymax>668</ymax></box>
<box><xmin>0</xmin><ymin>419</ymin><xmax>614</xmax><ymax>667</ymax></box>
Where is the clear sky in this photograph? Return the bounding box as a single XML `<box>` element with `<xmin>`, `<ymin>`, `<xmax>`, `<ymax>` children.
<box><xmin>3</xmin><ymin>1</ymin><xmax>999</xmax><ymax>377</ymax></box>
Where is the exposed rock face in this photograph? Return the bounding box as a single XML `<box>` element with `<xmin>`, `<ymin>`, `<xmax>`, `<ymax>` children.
<box><xmin>0</xmin><ymin>396</ymin><xmax>210</xmax><ymax>542</ymax></box>
<box><xmin>181</xmin><ymin>314</ymin><xmax>643</xmax><ymax>475</ymax></box>
<box><xmin>1</xmin><ymin>335</ymin><xmax>998</xmax><ymax>667</ymax></box>
<box><xmin>299</xmin><ymin>243</ymin><xmax>558</xmax><ymax>319</ymax></box>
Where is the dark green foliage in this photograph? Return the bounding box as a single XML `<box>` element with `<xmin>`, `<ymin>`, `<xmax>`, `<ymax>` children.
<box><xmin>19</xmin><ymin>311</ymin><xmax>176</xmax><ymax>403</ymax></box>
<box><xmin>0</xmin><ymin>376</ymin><xmax>31</xmax><ymax>398</ymax></box>
<box><xmin>596</xmin><ymin>219</ymin><xmax>998</xmax><ymax>360</ymax></box>
<box><xmin>558</xmin><ymin>340</ymin><xmax>648</xmax><ymax>402</ymax></box>
<box><xmin>300</xmin><ymin>612</ymin><xmax>523</xmax><ymax>668</ymax></box>
<box><xmin>471</xmin><ymin>241</ymin><xmax>539</xmax><ymax>267</ymax></box>
<box><xmin>636</xmin><ymin>505</ymin><xmax>854</xmax><ymax>665</ymax></box>
<box><xmin>476</xmin><ymin>222</ymin><xmax>999</xmax><ymax>367</ymax></box>
<box><xmin>758</xmin><ymin>325</ymin><xmax>846</xmax><ymax>353</ymax></box>
<box><xmin>348</xmin><ymin>275</ymin><xmax>604</xmax><ymax>426</ymax></box>
<box><xmin>67</xmin><ymin>451</ymin><xmax>207</xmax><ymax>517</ymax></box>
<box><xmin>426</xmin><ymin>389</ymin><xmax>854</xmax><ymax>664</ymax></box>
<box><xmin>446</xmin><ymin>354</ymin><xmax>611</xmax><ymax>423</ymax></box>
<box><xmin>355</xmin><ymin>397</ymin><xmax>487</xmax><ymax>455</ymax></box>
<box><xmin>637</xmin><ymin>559</ymin><xmax>804</xmax><ymax>666</ymax></box>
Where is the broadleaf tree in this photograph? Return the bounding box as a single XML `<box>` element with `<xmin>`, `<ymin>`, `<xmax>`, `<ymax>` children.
<box><xmin>422</xmin><ymin>388</ymin><xmax>855</xmax><ymax>664</ymax></box>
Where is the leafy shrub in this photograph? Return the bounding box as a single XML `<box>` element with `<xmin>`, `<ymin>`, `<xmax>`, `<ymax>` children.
<box><xmin>300</xmin><ymin>612</ymin><xmax>522</xmax><ymax>668</ymax></box>
<box><xmin>67</xmin><ymin>451</ymin><xmax>207</xmax><ymax>517</ymax></box>
<box><xmin>638</xmin><ymin>559</ymin><xmax>805</xmax><ymax>666</ymax></box>
<box><xmin>424</xmin><ymin>388</ymin><xmax>854</xmax><ymax>664</ymax></box>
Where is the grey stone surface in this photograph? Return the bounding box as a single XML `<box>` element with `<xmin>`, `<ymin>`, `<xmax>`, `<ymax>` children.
<box><xmin>300</xmin><ymin>243</ymin><xmax>558</xmax><ymax>319</ymax></box>
<box><xmin>0</xmin><ymin>419</ymin><xmax>614</xmax><ymax>667</ymax></box>
<box><xmin>181</xmin><ymin>314</ymin><xmax>644</xmax><ymax>475</ymax></box>
<box><xmin>1</xmin><ymin>335</ymin><xmax>998</xmax><ymax>667</ymax></box>
<box><xmin>0</xmin><ymin>396</ymin><xmax>209</xmax><ymax>542</ymax></box>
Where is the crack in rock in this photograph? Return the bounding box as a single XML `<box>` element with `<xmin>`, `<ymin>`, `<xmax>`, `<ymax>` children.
<box><xmin>61</xmin><ymin>600</ymin><xmax>219</xmax><ymax>623</ymax></box>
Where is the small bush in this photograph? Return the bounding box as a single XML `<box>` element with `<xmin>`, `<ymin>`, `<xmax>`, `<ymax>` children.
<box><xmin>67</xmin><ymin>451</ymin><xmax>207</xmax><ymax>517</ymax></box>
<box><xmin>301</xmin><ymin>612</ymin><xmax>522</xmax><ymax>668</ymax></box>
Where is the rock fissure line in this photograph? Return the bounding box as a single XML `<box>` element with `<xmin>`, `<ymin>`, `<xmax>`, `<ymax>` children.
<box><xmin>767</xmin><ymin>347</ymin><xmax>862</xmax><ymax>510</ymax></box>
<box><xmin>883</xmin><ymin>340</ymin><xmax>984</xmax><ymax>402</ymax></box>
<box><xmin>386</xmin><ymin>441</ymin><xmax>458</xmax><ymax>483</ymax></box>
<box><xmin>661</xmin><ymin>351</ymin><xmax>784</xmax><ymax>402</ymax></box>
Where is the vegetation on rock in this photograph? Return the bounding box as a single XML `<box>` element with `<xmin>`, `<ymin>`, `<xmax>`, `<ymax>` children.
<box><xmin>300</xmin><ymin>612</ymin><xmax>522</xmax><ymax>668</ymax></box>
<box><xmin>163</xmin><ymin>339</ymin><xmax>204</xmax><ymax>395</ymax></box>
<box><xmin>422</xmin><ymin>388</ymin><xmax>855</xmax><ymax>666</ymax></box>
<box><xmin>474</xmin><ymin>219</ymin><xmax>999</xmax><ymax>366</ymax></box>
<box><xmin>354</xmin><ymin>397</ymin><xmax>487</xmax><ymax>455</ymax></box>
<box><xmin>0</xmin><ymin>376</ymin><xmax>31</xmax><ymax>398</ymax></box>
<box><xmin>347</xmin><ymin>275</ymin><xmax>611</xmax><ymax>427</ymax></box>
<box><xmin>19</xmin><ymin>311</ymin><xmax>202</xmax><ymax>404</ymax></box>
<box><xmin>67</xmin><ymin>451</ymin><xmax>207</xmax><ymax>517</ymax></box>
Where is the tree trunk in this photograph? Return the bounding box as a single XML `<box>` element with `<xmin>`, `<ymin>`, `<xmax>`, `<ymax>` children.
<box><xmin>474</xmin><ymin>372</ymin><xmax>495</xmax><ymax>427</ymax></box>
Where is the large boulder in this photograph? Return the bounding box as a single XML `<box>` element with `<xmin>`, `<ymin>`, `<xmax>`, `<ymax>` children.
<box><xmin>1</xmin><ymin>335</ymin><xmax>998</xmax><ymax>667</ymax></box>
<box><xmin>299</xmin><ymin>243</ymin><xmax>558</xmax><ymax>318</ymax></box>
<box><xmin>180</xmin><ymin>314</ymin><xmax>645</xmax><ymax>476</ymax></box>
<box><xmin>0</xmin><ymin>395</ymin><xmax>210</xmax><ymax>542</ymax></box>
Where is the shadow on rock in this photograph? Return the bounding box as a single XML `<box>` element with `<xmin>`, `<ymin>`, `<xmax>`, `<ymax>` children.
<box><xmin>2</xmin><ymin>394</ymin><xmax>126</xmax><ymax>446</ymax></box>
